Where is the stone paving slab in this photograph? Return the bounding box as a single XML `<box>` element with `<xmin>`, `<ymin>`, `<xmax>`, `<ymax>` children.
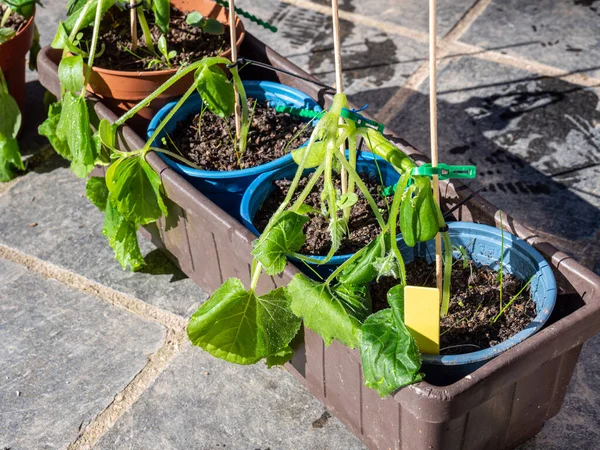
<box><xmin>96</xmin><ymin>345</ymin><xmax>366</xmax><ymax>449</ymax></box>
<box><xmin>387</xmin><ymin>55</ymin><xmax>600</xmax><ymax>268</ymax></box>
<box><xmin>0</xmin><ymin>258</ymin><xmax>165</xmax><ymax>450</ymax></box>
<box><xmin>0</xmin><ymin>157</ymin><xmax>207</xmax><ymax>318</ymax></box>
<box><xmin>460</xmin><ymin>0</ymin><xmax>600</xmax><ymax>80</ymax></box>
<box><xmin>238</xmin><ymin>0</ymin><xmax>428</xmax><ymax>95</ymax></box>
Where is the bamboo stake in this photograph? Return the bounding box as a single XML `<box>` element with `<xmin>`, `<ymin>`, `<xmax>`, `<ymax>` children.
<box><xmin>429</xmin><ymin>0</ymin><xmax>443</xmax><ymax>300</ymax></box>
<box><xmin>331</xmin><ymin>0</ymin><xmax>347</xmax><ymax>196</ymax></box>
<box><xmin>130</xmin><ymin>0</ymin><xmax>138</xmax><ymax>51</ymax></box>
<box><xmin>229</xmin><ymin>0</ymin><xmax>241</xmax><ymax>141</ymax></box>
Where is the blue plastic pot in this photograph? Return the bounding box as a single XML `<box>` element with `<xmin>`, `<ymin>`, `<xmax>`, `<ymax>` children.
<box><xmin>399</xmin><ymin>221</ymin><xmax>557</xmax><ymax>381</ymax></box>
<box><xmin>240</xmin><ymin>151</ymin><xmax>399</xmax><ymax>278</ymax></box>
<box><xmin>147</xmin><ymin>80</ymin><xmax>322</xmax><ymax>218</ymax></box>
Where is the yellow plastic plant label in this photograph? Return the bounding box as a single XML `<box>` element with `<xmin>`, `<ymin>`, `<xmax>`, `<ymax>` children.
<box><xmin>404</xmin><ymin>286</ymin><xmax>440</xmax><ymax>355</ymax></box>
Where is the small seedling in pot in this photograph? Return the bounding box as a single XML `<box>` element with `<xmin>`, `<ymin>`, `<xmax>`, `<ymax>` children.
<box><xmin>186</xmin><ymin>11</ymin><xmax>225</xmax><ymax>35</ymax></box>
<box><xmin>147</xmin><ymin>35</ymin><xmax>176</xmax><ymax>69</ymax></box>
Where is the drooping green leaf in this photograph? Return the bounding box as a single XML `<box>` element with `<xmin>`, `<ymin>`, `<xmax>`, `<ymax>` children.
<box><xmin>0</xmin><ymin>82</ymin><xmax>21</xmax><ymax>140</ymax></box>
<box><xmin>187</xmin><ymin>280</ymin><xmax>301</xmax><ymax>365</ymax></box>
<box><xmin>337</xmin><ymin>234</ymin><xmax>387</xmax><ymax>285</ymax></box>
<box><xmin>152</xmin><ymin>0</ymin><xmax>170</xmax><ymax>34</ymax></box>
<box><xmin>288</xmin><ymin>274</ymin><xmax>363</xmax><ymax>348</ymax></box>
<box><xmin>0</xmin><ymin>28</ymin><xmax>15</xmax><ymax>44</ymax></box>
<box><xmin>252</xmin><ymin>211</ymin><xmax>309</xmax><ymax>276</ymax></box>
<box><xmin>295</xmin><ymin>203</ymin><xmax>318</xmax><ymax>216</ymax></box>
<box><xmin>194</xmin><ymin>65</ymin><xmax>235</xmax><ymax>118</ymax></box>
<box><xmin>328</xmin><ymin>216</ymin><xmax>347</xmax><ymax>256</ymax></box>
<box><xmin>102</xmin><ymin>199</ymin><xmax>145</xmax><ymax>271</ymax></box>
<box><xmin>386</xmin><ymin>284</ymin><xmax>405</xmax><ymax>321</ymax></box>
<box><xmin>291</xmin><ymin>141</ymin><xmax>326</xmax><ymax>168</ymax></box>
<box><xmin>56</xmin><ymin>92</ymin><xmax>96</xmax><ymax>178</ymax></box>
<box><xmin>400</xmin><ymin>177</ymin><xmax>438</xmax><ymax>247</ymax></box>
<box><xmin>374</xmin><ymin>252</ymin><xmax>401</xmax><ymax>280</ymax></box>
<box><xmin>86</xmin><ymin>176</ymin><xmax>109</xmax><ymax>212</ymax></box>
<box><xmin>359</xmin><ymin>307</ymin><xmax>422</xmax><ymax>397</ymax></box>
<box><xmin>105</xmin><ymin>154</ymin><xmax>167</xmax><ymax>225</ymax></box>
<box><xmin>4</xmin><ymin>0</ymin><xmax>36</xmax><ymax>18</ymax></box>
<box><xmin>266</xmin><ymin>345</ymin><xmax>294</xmax><ymax>368</ymax></box>
<box><xmin>0</xmin><ymin>137</ymin><xmax>24</xmax><ymax>182</ymax></box>
<box><xmin>333</xmin><ymin>283</ymin><xmax>371</xmax><ymax>322</ymax></box>
<box><xmin>98</xmin><ymin>118</ymin><xmax>116</xmax><ymax>150</ymax></box>
<box><xmin>39</xmin><ymin>101</ymin><xmax>71</xmax><ymax>160</ymax></box>
<box><xmin>58</xmin><ymin>55</ymin><xmax>85</xmax><ymax>93</ymax></box>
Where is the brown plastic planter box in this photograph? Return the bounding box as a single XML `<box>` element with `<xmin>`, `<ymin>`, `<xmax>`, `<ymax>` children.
<box><xmin>37</xmin><ymin>35</ymin><xmax>600</xmax><ymax>450</ymax></box>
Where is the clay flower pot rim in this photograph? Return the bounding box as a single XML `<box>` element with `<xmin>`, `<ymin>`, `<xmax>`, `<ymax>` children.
<box><xmin>0</xmin><ymin>8</ymin><xmax>35</xmax><ymax>50</ymax></box>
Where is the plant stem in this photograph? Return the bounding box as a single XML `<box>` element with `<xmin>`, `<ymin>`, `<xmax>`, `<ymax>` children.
<box><xmin>229</xmin><ymin>66</ymin><xmax>249</xmax><ymax>155</ymax></box>
<box><xmin>250</xmin><ymin>261</ymin><xmax>263</xmax><ymax>291</ymax></box>
<box><xmin>149</xmin><ymin>148</ymin><xmax>203</xmax><ymax>169</ymax></box>
<box><xmin>137</xmin><ymin>7</ymin><xmax>155</xmax><ymax>53</ymax></box>
<box><xmin>290</xmin><ymin>163</ymin><xmax>325</xmax><ymax>211</ymax></box>
<box><xmin>499</xmin><ymin>211</ymin><xmax>505</xmax><ymax>309</ymax></box>
<box><xmin>142</xmin><ymin>82</ymin><xmax>199</xmax><ymax>153</ymax></box>
<box><xmin>387</xmin><ymin>171</ymin><xmax>411</xmax><ymax>285</ymax></box>
<box><xmin>491</xmin><ymin>275</ymin><xmax>534</xmax><ymax>324</ymax></box>
<box><xmin>114</xmin><ymin>57</ymin><xmax>229</xmax><ymax>126</ymax></box>
<box><xmin>82</xmin><ymin>0</ymin><xmax>104</xmax><ymax>93</ymax></box>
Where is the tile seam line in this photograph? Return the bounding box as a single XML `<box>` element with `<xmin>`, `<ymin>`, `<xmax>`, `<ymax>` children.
<box><xmin>67</xmin><ymin>329</ymin><xmax>188</xmax><ymax>450</ymax></box>
<box><xmin>0</xmin><ymin>244</ymin><xmax>187</xmax><ymax>331</ymax></box>
<box><xmin>280</xmin><ymin>0</ymin><xmax>600</xmax><ymax>90</ymax></box>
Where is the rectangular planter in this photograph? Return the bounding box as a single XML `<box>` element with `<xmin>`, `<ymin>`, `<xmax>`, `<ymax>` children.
<box><xmin>37</xmin><ymin>34</ymin><xmax>600</xmax><ymax>450</ymax></box>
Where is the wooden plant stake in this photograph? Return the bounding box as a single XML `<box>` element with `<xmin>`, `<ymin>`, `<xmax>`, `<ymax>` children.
<box><xmin>429</xmin><ymin>0</ymin><xmax>443</xmax><ymax>300</ymax></box>
<box><xmin>130</xmin><ymin>0</ymin><xmax>138</xmax><ymax>51</ymax></box>
<box><xmin>404</xmin><ymin>0</ymin><xmax>442</xmax><ymax>355</ymax></box>
<box><xmin>331</xmin><ymin>0</ymin><xmax>347</xmax><ymax>195</ymax></box>
<box><xmin>229</xmin><ymin>0</ymin><xmax>241</xmax><ymax>142</ymax></box>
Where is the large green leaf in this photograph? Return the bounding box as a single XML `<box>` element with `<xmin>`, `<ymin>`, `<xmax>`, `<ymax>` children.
<box><xmin>62</xmin><ymin>0</ymin><xmax>116</xmax><ymax>34</ymax></box>
<box><xmin>55</xmin><ymin>92</ymin><xmax>96</xmax><ymax>178</ymax></box>
<box><xmin>0</xmin><ymin>83</ymin><xmax>21</xmax><ymax>140</ymax></box>
<box><xmin>106</xmin><ymin>154</ymin><xmax>167</xmax><ymax>225</ymax></box>
<box><xmin>291</xmin><ymin>141</ymin><xmax>326</xmax><ymax>168</ymax></box>
<box><xmin>251</xmin><ymin>211</ymin><xmax>309</xmax><ymax>276</ymax></box>
<box><xmin>359</xmin><ymin>306</ymin><xmax>422</xmax><ymax>397</ymax></box>
<box><xmin>86</xmin><ymin>176</ymin><xmax>109</xmax><ymax>212</ymax></box>
<box><xmin>0</xmin><ymin>136</ymin><xmax>24</xmax><ymax>182</ymax></box>
<box><xmin>103</xmin><ymin>199</ymin><xmax>145</xmax><ymax>271</ymax></box>
<box><xmin>58</xmin><ymin>55</ymin><xmax>85</xmax><ymax>93</ymax></box>
<box><xmin>39</xmin><ymin>101</ymin><xmax>71</xmax><ymax>160</ymax></box>
<box><xmin>288</xmin><ymin>274</ymin><xmax>363</xmax><ymax>348</ymax></box>
<box><xmin>187</xmin><ymin>279</ymin><xmax>301</xmax><ymax>365</ymax></box>
<box><xmin>152</xmin><ymin>0</ymin><xmax>170</xmax><ymax>34</ymax></box>
<box><xmin>195</xmin><ymin>65</ymin><xmax>235</xmax><ymax>118</ymax></box>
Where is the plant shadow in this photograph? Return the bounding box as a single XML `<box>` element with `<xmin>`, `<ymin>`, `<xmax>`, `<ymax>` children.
<box><xmin>138</xmin><ymin>248</ymin><xmax>189</xmax><ymax>282</ymax></box>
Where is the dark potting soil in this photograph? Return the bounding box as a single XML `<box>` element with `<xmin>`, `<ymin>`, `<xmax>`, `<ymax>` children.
<box><xmin>166</xmin><ymin>99</ymin><xmax>313</xmax><ymax>171</ymax></box>
<box><xmin>254</xmin><ymin>172</ymin><xmax>391</xmax><ymax>256</ymax></box>
<box><xmin>0</xmin><ymin>5</ymin><xmax>27</xmax><ymax>34</ymax></box>
<box><xmin>371</xmin><ymin>258</ymin><xmax>536</xmax><ymax>354</ymax></box>
<box><xmin>87</xmin><ymin>5</ymin><xmax>228</xmax><ymax>71</ymax></box>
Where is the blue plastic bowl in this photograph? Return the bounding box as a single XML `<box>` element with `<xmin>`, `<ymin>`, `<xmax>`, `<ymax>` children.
<box><xmin>398</xmin><ymin>221</ymin><xmax>557</xmax><ymax>380</ymax></box>
<box><xmin>240</xmin><ymin>151</ymin><xmax>400</xmax><ymax>278</ymax></box>
<box><xmin>147</xmin><ymin>80</ymin><xmax>322</xmax><ymax>218</ymax></box>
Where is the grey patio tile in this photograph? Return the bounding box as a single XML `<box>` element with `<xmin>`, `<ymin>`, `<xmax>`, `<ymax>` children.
<box><xmin>518</xmin><ymin>334</ymin><xmax>600</xmax><ymax>450</ymax></box>
<box><xmin>384</xmin><ymin>56</ymin><xmax>600</xmax><ymax>262</ymax></box>
<box><xmin>237</xmin><ymin>0</ymin><xmax>428</xmax><ymax>96</ymax></box>
<box><xmin>0</xmin><ymin>156</ymin><xmax>207</xmax><ymax>318</ymax></box>
<box><xmin>460</xmin><ymin>0</ymin><xmax>600</xmax><ymax>79</ymax></box>
<box><xmin>96</xmin><ymin>345</ymin><xmax>365</xmax><ymax>450</ymax></box>
<box><xmin>0</xmin><ymin>258</ymin><xmax>165</xmax><ymax>450</ymax></box>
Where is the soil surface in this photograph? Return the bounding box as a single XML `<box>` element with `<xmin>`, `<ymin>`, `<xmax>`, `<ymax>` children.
<box><xmin>371</xmin><ymin>258</ymin><xmax>536</xmax><ymax>354</ymax></box>
<box><xmin>86</xmin><ymin>5</ymin><xmax>228</xmax><ymax>71</ymax></box>
<box><xmin>166</xmin><ymin>99</ymin><xmax>313</xmax><ymax>171</ymax></box>
<box><xmin>0</xmin><ymin>5</ymin><xmax>27</xmax><ymax>35</ymax></box>
<box><xmin>254</xmin><ymin>171</ymin><xmax>391</xmax><ymax>255</ymax></box>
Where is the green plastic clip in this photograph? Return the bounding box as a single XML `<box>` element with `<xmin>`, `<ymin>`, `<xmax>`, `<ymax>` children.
<box><xmin>340</xmin><ymin>108</ymin><xmax>384</xmax><ymax>132</ymax></box>
<box><xmin>213</xmin><ymin>0</ymin><xmax>277</xmax><ymax>32</ymax></box>
<box><xmin>274</xmin><ymin>105</ymin><xmax>323</xmax><ymax>119</ymax></box>
<box><xmin>411</xmin><ymin>163</ymin><xmax>477</xmax><ymax>180</ymax></box>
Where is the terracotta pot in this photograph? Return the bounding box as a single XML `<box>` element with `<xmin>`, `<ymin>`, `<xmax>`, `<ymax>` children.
<box><xmin>85</xmin><ymin>0</ymin><xmax>245</xmax><ymax>130</ymax></box>
<box><xmin>0</xmin><ymin>8</ymin><xmax>35</xmax><ymax>115</ymax></box>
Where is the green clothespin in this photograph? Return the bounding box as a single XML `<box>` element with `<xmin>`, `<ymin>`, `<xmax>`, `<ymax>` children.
<box><xmin>340</xmin><ymin>108</ymin><xmax>384</xmax><ymax>132</ymax></box>
<box><xmin>274</xmin><ymin>105</ymin><xmax>324</xmax><ymax>119</ymax></box>
<box><xmin>213</xmin><ymin>0</ymin><xmax>277</xmax><ymax>32</ymax></box>
<box><xmin>412</xmin><ymin>163</ymin><xmax>476</xmax><ymax>180</ymax></box>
